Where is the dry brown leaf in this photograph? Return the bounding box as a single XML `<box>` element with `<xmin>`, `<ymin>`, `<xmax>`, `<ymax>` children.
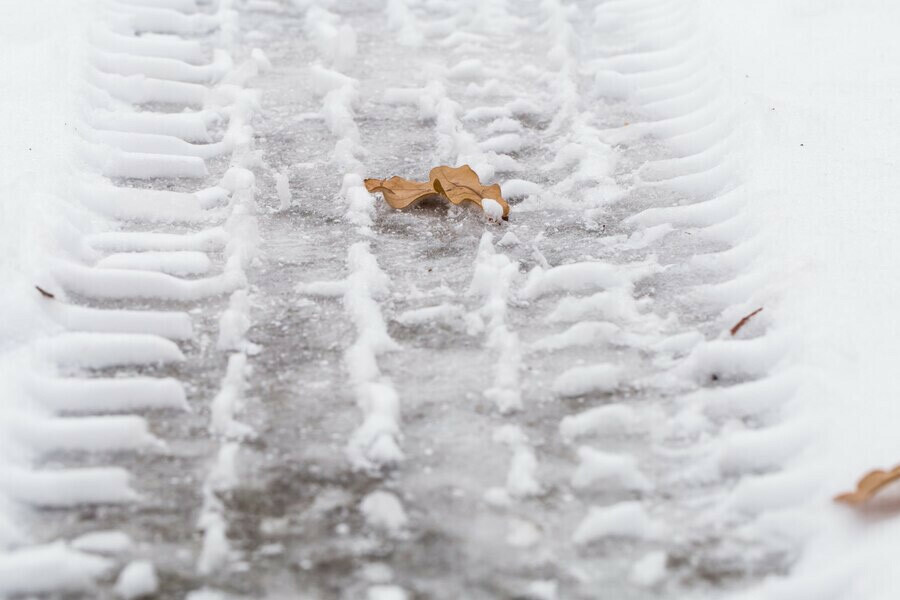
<box><xmin>364</xmin><ymin>164</ymin><xmax>509</xmax><ymax>220</ymax></box>
<box><xmin>835</xmin><ymin>465</ymin><xmax>900</xmax><ymax>504</ymax></box>
<box><xmin>730</xmin><ymin>307</ymin><xmax>763</xmax><ymax>336</ymax></box>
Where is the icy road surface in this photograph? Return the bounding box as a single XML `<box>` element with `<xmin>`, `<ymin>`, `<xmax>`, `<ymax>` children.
<box><xmin>6</xmin><ymin>0</ymin><xmax>791</xmax><ymax>598</ymax></box>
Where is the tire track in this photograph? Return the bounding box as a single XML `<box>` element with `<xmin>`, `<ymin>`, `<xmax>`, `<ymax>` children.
<box><xmin>0</xmin><ymin>0</ymin><xmax>268</xmax><ymax>597</ymax></box>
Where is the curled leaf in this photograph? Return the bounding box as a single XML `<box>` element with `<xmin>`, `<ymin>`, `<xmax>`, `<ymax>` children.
<box><xmin>364</xmin><ymin>164</ymin><xmax>509</xmax><ymax>220</ymax></box>
<box><xmin>835</xmin><ymin>465</ymin><xmax>900</xmax><ymax>504</ymax></box>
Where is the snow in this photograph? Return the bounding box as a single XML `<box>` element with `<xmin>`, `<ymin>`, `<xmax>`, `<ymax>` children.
<box><xmin>360</xmin><ymin>491</ymin><xmax>409</xmax><ymax>533</ymax></box>
<box><xmin>552</xmin><ymin>364</ymin><xmax>622</xmax><ymax>398</ymax></box>
<box><xmin>546</xmin><ymin>289</ymin><xmax>648</xmax><ymax>324</ymax></box>
<box><xmin>0</xmin><ymin>542</ymin><xmax>112</xmax><ymax>596</ymax></box>
<box><xmin>506</xmin><ymin>517</ymin><xmax>541</xmax><ymax>548</ymax></box>
<box><xmin>572</xmin><ymin>501</ymin><xmax>667</xmax><ymax>546</ymax></box>
<box><xmin>481</xmin><ymin>198</ymin><xmax>504</xmax><ymax>221</ymax></box>
<box><xmin>209</xmin><ymin>353</ymin><xmax>253</xmax><ymax>440</ymax></box>
<box><xmin>559</xmin><ymin>404</ymin><xmax>639</xmax><ymax>442</ymax></box>
<box><xmin>629</xmin><ymin>551</ymin><xmax>668</xmax><ymax>589</ymax></box>
<box><xmin>530</xmin><ymin>321</ymin><xmax>621</xmax><ymax>352</ymax></box>
<box><xmin>689</xmin><ymin>2</ymin><xmax>900</xmax><ymax>597</ymax></box>
<box><xmin>522</xmin><ymin>260</ymin><xmax>653</xmax><ymax>299</ymax></box>
<box><xmin>570</xmin><ymin>446</ymin><xmax>653</xmax><ymax>493</ymax></box>
<box><xmin>395</xmin><ymin>303</ymin><xmax>464</xmax><ymax>328</ymax></box>
<box><xmin>36</xmin><ymin>332</ymin><xmax>185</xmax><ymax>369</ymax></box>
<box><xmin>114</xmin><ymin>560</ymin><xmax>159</xmax><ymax>599</ymax></box>
<box><xmin>30</xmin><ymin>376</ymin><xmax>188</xmax><ymax>413</ymax></box>
<box><xmin>1</xmin><ymin>467</ymin><xmax>137</xmax><ymax>507</ymax></box>
<box><xmin>367</xmin><ymin>584</ymin><xmax>409</xmax><ymax>600</ymax></box>
<box><xmin>45</xmin><ymin>303</ymin><xmax>194</xmax><ymax>340</ymax></box>
<box><xmin>274</xmin><ymin>169</ymin><xmax>291</xmax><ymax>210</ymax></box>
<box><xmin>71</xmin><ymin>530</ymin><xmax>133</xmax><ymax>555</ymax></box>
<box><xmin>96</xmin><ymin>250</ymin><xmax>211</xmax><ymax>275</ymax></box>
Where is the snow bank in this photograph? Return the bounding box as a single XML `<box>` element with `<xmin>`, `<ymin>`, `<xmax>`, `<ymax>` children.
<box><xmin>2</xmin><ymin>0</ymin><xmax>265</xmax><ymax>591</ymax></box>
<box><xmin>694</xmin><ymin>1</ymin><xmax>900</xmax><ymax>598</ymax></box>
<box><xmin>0</xmin><ymin>0</ymin><xmax>101</xmax><ymax>459</ymax></box>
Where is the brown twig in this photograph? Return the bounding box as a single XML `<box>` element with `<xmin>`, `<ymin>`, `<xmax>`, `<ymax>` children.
<box><xmin>35</xmin><ymin>285</ymin><xmax>55</xmax><ymax>299</ymax></box>
<box><xmin>730</xmin><ymin>307</ymin><xmax>763</xmax><ymax>336</ymax></box>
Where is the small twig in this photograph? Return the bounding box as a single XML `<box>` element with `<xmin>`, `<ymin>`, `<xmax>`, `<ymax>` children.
<box><xmin>730</xmin><ymin>307</ymin><xmax>763</xmax><ymax>336</ymax></box>
<box><xmin>35</xmin><ymin>285</ymin><xmax>55</xmax><ymax>299</ymax></box>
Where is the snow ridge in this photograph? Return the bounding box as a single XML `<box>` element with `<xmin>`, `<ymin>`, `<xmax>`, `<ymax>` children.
<box><xmin>0</xmin><ymin>0</ymin><xmax>265</xmax><ymax>594</ymax></box>
<box><xmin>297</xmin><ymin>5</ymin><xmax>410</xmax><ymax>598</ymax></box>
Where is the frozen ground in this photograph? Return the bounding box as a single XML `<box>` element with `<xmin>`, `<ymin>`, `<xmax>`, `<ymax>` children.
<box><xmin>1</xmin><ymin>0</ymin><xmax>900</xmax><ymax>599</ymax></box>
